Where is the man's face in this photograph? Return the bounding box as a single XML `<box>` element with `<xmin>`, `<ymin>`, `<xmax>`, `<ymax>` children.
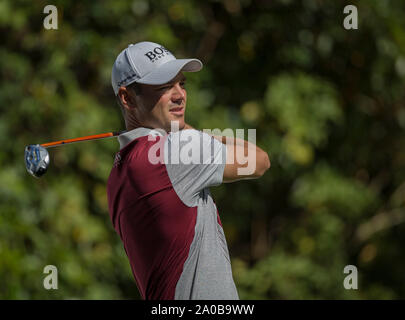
<box><xmin>134</xmin><ymin>72</ymin><xmax>187</xmax><ymax>132</ymax></box>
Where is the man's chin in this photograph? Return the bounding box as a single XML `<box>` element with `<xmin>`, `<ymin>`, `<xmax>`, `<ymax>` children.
<box><xmin>168</xmin><ymin>118</ymin><xmax>185</xmax><ymax>132</ymax></box>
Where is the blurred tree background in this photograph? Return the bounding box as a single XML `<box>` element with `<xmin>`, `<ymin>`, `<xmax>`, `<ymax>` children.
<box><xmin>1</xmin><ymin>0</ymin><xmax>404</xmax><ymax>299</ymax></box>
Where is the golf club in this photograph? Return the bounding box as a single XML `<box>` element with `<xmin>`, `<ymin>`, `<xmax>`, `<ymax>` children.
<box><xmin>25</xmin><ymin>131</ymin><xmax>125</xmax><ymax>178</ymax></box>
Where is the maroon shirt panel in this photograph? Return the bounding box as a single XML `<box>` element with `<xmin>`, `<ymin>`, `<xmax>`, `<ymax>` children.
<box><xmin>107</xmin><ymin>135</ymin><xmax>197</xmax><ymax>300</ymax></box>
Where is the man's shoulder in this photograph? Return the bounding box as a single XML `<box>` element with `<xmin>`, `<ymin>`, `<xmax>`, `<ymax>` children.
<box><xmin>166</xmin><ymin>129</ymin><xmax>214</xmax><ymax>147</ymax></box>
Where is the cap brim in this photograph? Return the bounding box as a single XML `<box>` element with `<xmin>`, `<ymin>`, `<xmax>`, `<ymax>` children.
<box><xmin>135</xmin><ymin>59</ymin><xmax>202</xmax><ymax>85</ymax></box>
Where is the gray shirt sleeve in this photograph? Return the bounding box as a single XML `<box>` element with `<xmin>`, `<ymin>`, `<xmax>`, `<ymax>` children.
<box><xmin>164</xmin><ymin>129</ymin><xmax>227</xmax><ymax>207</ymax></box>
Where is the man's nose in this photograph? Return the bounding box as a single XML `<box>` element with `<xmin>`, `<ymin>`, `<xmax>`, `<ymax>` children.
<box><xmin>171</xmin><ymin>83</ymin><xmax>185</xmax><ymax>101</ymax></box>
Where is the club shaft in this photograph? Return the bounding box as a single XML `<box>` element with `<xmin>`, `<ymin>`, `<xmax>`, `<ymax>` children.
<box><xmin>40</xmin><ymin>131</ymin><xmax>125</xmax><ymax>148</ymax></box>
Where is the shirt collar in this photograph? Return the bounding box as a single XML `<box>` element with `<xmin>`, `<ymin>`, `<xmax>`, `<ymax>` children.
<box><xmin>118</xmin><ymin>127</ymin><xmax>165</xmax><ymax>150</ymax></box>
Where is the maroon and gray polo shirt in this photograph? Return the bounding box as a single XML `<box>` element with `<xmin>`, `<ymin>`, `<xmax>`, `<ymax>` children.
<box><xmin>106</xmin><ymin>127</ymin><xmax>239</xmax><ymax>300</ymax></box>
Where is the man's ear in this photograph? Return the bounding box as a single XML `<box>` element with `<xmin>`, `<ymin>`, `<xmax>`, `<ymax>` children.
<box><xmin>118</xmin><ymin>87</ymin><xmax>136</xmax><ymax>110</ymax></box>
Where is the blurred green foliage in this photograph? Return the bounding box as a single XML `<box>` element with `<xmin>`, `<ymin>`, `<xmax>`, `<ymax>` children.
<box><xmin>1</xmin><ymin>0</ymin><xmax>404</xmax><ymax>299</ymax></box>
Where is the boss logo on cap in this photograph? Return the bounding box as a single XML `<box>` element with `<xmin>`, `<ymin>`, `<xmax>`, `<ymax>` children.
<box><xmin>144</xmin><ymin>46</ymin><xmax>173</xmax><ymax>63</ymax></box>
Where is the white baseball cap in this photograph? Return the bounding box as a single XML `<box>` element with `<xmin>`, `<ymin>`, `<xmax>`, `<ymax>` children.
<box><xmin>111</xmin><ymin>41</ymin><xmax>203</xmax><ymax>95</ymax></box>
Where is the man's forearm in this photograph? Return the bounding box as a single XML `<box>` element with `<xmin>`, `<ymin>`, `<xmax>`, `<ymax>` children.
<box><xmin>183</xmin><ymin>123</ymin><xmax>270</xmax><ymax>179</ymax></box>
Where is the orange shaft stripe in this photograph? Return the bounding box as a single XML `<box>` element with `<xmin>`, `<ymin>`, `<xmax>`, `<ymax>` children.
<box><xmin>41</xmin><ymin>132</ymin><xmax>115</xmax><ymax>148</ymax></box>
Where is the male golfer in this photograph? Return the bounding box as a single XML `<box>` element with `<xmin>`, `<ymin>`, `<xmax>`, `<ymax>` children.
<box><xmin>107</xmin><ymin>41</ymin><xmax>270</xmax><ymax>300</ymax></box>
